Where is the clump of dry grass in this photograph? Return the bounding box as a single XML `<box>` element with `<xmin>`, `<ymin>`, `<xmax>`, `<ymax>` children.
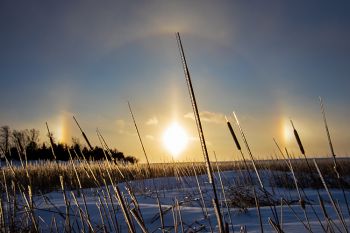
<box><xmin>226</xmin><ymin>186</ymin><xmax>276</xmax><ymax>210</ymax></box>
<box><xmin>257</xmin><ymin>158</ymin><xmax>350</xmax><ymax>189</ymax></box>
<box><xmin>1</xmin><ymin>158</ymin><xmax>348</xmax><ymax>194</ymax></box>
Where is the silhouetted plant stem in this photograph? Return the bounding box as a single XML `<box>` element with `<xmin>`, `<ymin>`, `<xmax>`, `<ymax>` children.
<box><xmin>45</xmin><ymin>122</ymin><xmax>57</xmax><ymax>160</ymax></box>
<box><xmin>232</xmin><ymin>112</ymin><xmax>280</xmax><ymax>228</ymax></box>
<box><xmin>214</xmin><ymin>152</ymin><xmax>235</xmax><ymax>233</ymax></box>
<box><xmin>318</xmin><ymin>194</ymin><xmax>335</xmax><ymax>233</ymax></box>
<box><xmin>176</xmin><ymin>32</ymin><xmax>224</xmax><ymax>232</ymax></box>
<box><xmin>313</xmin><ymin>159</ymin><xmax>348</xmax><ymax>233</ymax></box>
<box><xmin>274</xmin><ymin>138</ymin><xmax>326</xmax><ymax>232</ymax></box>
<box><xmin>284</xmin><ymin>148</ymin><xmax>312</xmax><ymax>233</ymax></box>
<box><xmin>253</xmin><ymin>186</ymin><xmax>264</xmax><ymax>233</ymax></box>
<box><xmin>319</xmin><ymin>96</ymin><xmax>350</xmax><ymax>218</ymax></box>
<box><xmin>114</xmin><ymin>185</ymin><xmax>136</xmax><ymax>233</ymax></box>
<box><xmin>268</xmin><ymin>217</ymin><xmax>284</xmax><ymax>233</ymax></box>
<box><xmin>226</xmin><ymin>116</ymin><xmax>264</xmax><ymax>232</ymax></box>
<box><xmin>73</xmin><ymin>116</ymin><xmax>94</xmax><ymax>150</ymax></box>
<box><xmin>191</xmin><ymin>163</ymin><xmax>214</xmax><ymax>232</ymax></box>
<box><xmin>128</xmin><ymin>101</ymin><xmax>164</xmax><ymax>233</ymax></box>
<box><xmin>59</xmin><ymin>176</ymin><xmax>71</xmax><ymax>233</ymax></box>
<box><xmin>232</xmin><ymin>112</ymin><xmax>263</xmax><ymax>188</ymax></box>
<box><xmin>290</xmin><ymin>119</ymin><xmax>339</xmax><ymax>232</ymax></box>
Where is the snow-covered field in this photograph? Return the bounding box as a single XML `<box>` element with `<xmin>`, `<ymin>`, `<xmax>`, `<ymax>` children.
<box><xmin>10</xmin><ymin>170</ymin><xmax>347</xmax><ymax>232</ymax></box>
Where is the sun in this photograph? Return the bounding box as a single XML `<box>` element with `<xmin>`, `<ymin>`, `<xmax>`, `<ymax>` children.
<box><xmin>162</xmin><ymin>122</ymin><xmax>189</xmax><ymax>157</ymax></box>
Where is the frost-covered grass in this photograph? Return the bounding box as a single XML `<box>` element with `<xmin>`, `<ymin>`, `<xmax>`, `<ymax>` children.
<box><xmin>1</xmin><ymin>157</ymin><xmax>349</xmax><ymax>193</ymax></box>
<box><xmin>1</xmin><ymin>158</ymin><xmax>350</xmax><ymax>232</ymax></box>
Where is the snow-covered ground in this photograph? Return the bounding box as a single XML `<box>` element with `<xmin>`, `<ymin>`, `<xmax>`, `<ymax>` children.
<box><xmin>9</xmin><ymin>170</ymin><xmax>350</xmax><ymax>232</ymax></box>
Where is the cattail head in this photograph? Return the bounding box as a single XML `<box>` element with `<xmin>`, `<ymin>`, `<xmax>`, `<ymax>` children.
<box><xmin>290</xmin><ymin>120</ymin><xmax>305</xmax><ymax>155</ymax></box>
<box><xmin>226</xmin><ymin>117</ymin><xmax>241</xmax><ymax>151</ymax></box>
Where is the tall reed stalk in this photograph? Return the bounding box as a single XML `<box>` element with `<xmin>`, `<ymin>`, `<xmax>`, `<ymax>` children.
<box><xmin>313</xmin><ymin>159</ymin><xmax>348</xmax><ymax>233</ymax></box>
<box><xmin>45</xmin><ymin>122</ymin><xmax>56</xmax><ymax>160</ymax></box>
<box><xmin>290</xmin><ymin>119</ymin><xmax>335</xmax><ymax>232</ymax></box>
<box><xmin>232</xmin><ymin>112</ymin><xmax>280</xmax><ymax>229</ymax></box>
<box><xmin>214</xmin><ymin>152</ymin><xmax>235</xmax><ymax>233</ymax></box>
<box><xmin>273</xmin><ymin>139</ymin><xmax>313</xmax><ymax>232</ymax></box>
<box><xmin>176</xmin><ymin>32</ymin><xmax>224</xmax><ymax>233</ymax></box>
<box><xmin>128</xmin><ymin>101</ymin><xmax>163</xmax><ymax>232</ymax></box>
<box><xmin>319</xmin><ymin>97</ymin><xmax>350</xmax><ymax>217</ymax></box>
<box><xmin>73</xmin><ymin>116</ymin><xmax>94</xmax><ymax>150</ymax></box>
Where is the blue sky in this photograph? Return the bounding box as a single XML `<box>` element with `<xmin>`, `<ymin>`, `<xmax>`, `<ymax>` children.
<box><xmin>1</xmin><ymin>1</ymin><xmax>350</xmax><ymax>162</ymax></box>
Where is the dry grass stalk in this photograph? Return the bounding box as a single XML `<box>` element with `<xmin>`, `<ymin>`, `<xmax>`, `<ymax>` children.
<box><xmin>319</xmin><ymin>97</ymin><xmax>350</xmax><ymax>217</ymax></box>
<box><xmin>114</xmin><ymin>185</ymin><xmax>136</xmax><ymax>233</ymax></box>
<box><xmin>60</xmin><ymin>176</ymin><xmax>71</xmax><ymax>233</ymax></box>
<box><xmin>176</xmin><ymin>31</ymin><xmax>224</xmax><ymax>232</ymax></box>
<box><xmin>230</xmin><ymin>113</ymin><xmax>279</xmax><ymax>229</ymax></box>
<box><xmin>102</xmin><ymin>179</ymin><xmax>120</xmax><ymax>233</ymax></box>
<box><xmin>214</xmin><ymin>152</ymin><xmax>234</xmax><ymax>233</ymax></box>
<box><xmin>70</xmin><ymin>191</ymin><xmax>87</xmax><ymax>233</ymax></box>
<box><xmin>45</xmin><ymin>122</ymin><xmax>57</xmax><ymax>160</ymax></box>
<box><xmin>73</xmin><ymin>116</ymin><xmax>93</xmax><ymax>150</ymax></box>
<box><xmin>71</xmin><ymin>191</ymin><xmax>94</xmax><ymax>233</ymax></box>
<box><xmin>130</xmin><ymin>208</ymin><xmax>148</xmax><ymax>233</ymax></box>
<box><xmin>313</xmin><ymin>159</ymin><xmax>348</xmax><ymax>233</ymax></box>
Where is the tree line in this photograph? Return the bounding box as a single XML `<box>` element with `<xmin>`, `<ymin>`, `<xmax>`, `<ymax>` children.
<box><xmin>0</xmin><ymin>125</ymin><xmax>138</xmax><ymax>164</ymax></box>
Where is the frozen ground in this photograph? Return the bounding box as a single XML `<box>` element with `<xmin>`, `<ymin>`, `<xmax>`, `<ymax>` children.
<box><xmin>9</xmin><ymin>170</ymin><xmax>350</xmax><ymax>232</ymax></box>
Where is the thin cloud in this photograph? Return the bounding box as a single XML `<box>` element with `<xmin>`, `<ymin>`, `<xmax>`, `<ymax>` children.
<box><xmin>118</xmin><ymin>129</ymin><xmax>137</xmax><ymax>137</ymax></box>
<box><xmin>146</xmin><ymin>117</ymin><xmax>158</xmax><ymax>126</ymax></box>
<box><xmin>115</xmin><ymin>119</ymin><xmax>136</xmax><ymax>136</ymax></box>
<box><xmin>115</xmin><ymin>119</ymin><xmax>126</xmax><ymax>128</ymax></box>
<box><xmin>146</xmin><ymin>134</ymin><xmax>155</xmax><ymax>141</ymax></box>
<box><xmin>184</xmin><ymin>111</ymin><xmax>226</xmax><ymax>124</ymax></box>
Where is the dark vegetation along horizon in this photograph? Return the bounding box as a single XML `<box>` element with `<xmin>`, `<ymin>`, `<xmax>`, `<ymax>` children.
<box><xmin>0</xmin><ymin>125</ymin><xmax>138</xmax><ymax>164</ymax></box>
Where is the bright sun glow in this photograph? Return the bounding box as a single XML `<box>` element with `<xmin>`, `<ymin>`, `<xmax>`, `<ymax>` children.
<box><xmin>56</xmin><ymin>125</ymin><xmax>64</xmax><ymax>143</ymax></box>
<box><xmin>283</xmin><ymin>118</ymin><xmax>293</xmax><ymax>143</ymax></box>
<box><xmin>162</xmin><ymin>122</ymin><xmax>189</xmax><ymax>156</ymax></box>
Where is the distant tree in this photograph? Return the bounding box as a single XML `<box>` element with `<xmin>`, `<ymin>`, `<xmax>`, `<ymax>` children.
<box><xmin>12</xmin><ymin>129</ymin><xmax>29</xmax><ymax>153</ymax></box>
<box><xmin>71</xmin><ymin>137</ymin><xmax>81</xmax><ymax>152</ymax></box>
<box><xmin>124</xmin><ymin>155</ymin><xmax>138</xmax><ymax>164</ymax></box>
<box><xmin>81</xmin><ymin>146</ymin><xmax>89</xmax><ymax>156</ymax></box>
<box><xmin>27</xmin><ymin>129</ymin><xmax>39</xmax><ymax>147</ymax></box>
<box><xmin>9</xmin><ymin>147</ymin><xmax>19</xmax><ymax>160</ymax></box>
<box><xmin>28</xmin><ymin>129</ymin><xmax>38</xmax><ymax>147</ymax></box>
<box><xmin>0</xmin><ymin>126</ymin><xmax>11</xmax><ymax>156</ymax></box>
<box><xmin>26</xmin><ymin>129</ymin><xmax>40</xmax><ymax>160</ymax></box>
<box><xmin>110</xmin><ymin>150</ymin><xmax>126</xmax><ymax>161</ymax></box>
<box><xmin>1</xmin><ymin>126</ymin><xmax>138</xmax><ymax>164</ymax></box>
<box><xmin>38</xmin><ymin>143</ymin><xmax>52</xmax><ymax>160</ymax></box>
<box><xmin>55</xmin><ymin>143</ymin><xmax>69</xmax><ymax>161</ymax></box>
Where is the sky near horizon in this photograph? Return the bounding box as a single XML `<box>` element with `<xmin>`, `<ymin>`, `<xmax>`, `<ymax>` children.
<box><xmin>1</xmin><ymin>1</ymin><xmax>350</xmax><ymax>162</ymax></box>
